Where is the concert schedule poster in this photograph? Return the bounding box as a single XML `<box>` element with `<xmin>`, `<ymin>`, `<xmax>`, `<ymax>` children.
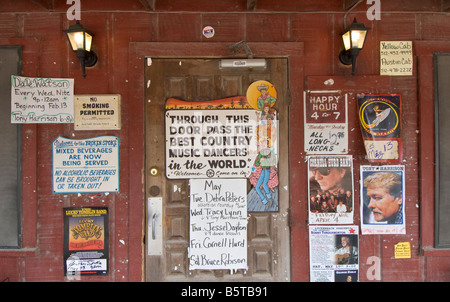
<box><xmin>63</xmin><ymin>207</ymin><xmax>109</xmax><ymax>277</ymax></box>
<box><xmin>309</xmin><ymin>225</ymin><xmax>359</xmax><ymax>282</ymax></box>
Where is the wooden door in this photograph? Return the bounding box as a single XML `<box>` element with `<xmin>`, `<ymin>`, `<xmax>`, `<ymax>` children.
<box><xmin>144</xmin><ymin>58</ymin><xmax>290</xmax><ymax>281</ymax></box>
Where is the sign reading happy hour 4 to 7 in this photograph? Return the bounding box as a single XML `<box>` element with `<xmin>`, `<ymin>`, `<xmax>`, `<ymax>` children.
<box><xmin>53</xmin><ymin>136</ymin><xmax>119</xmax><ymax>193</ymax></box>
<box><xmin>304</xmin><ymin>90</ymin><xmax>348</xmax><ymax>154</ymax></box>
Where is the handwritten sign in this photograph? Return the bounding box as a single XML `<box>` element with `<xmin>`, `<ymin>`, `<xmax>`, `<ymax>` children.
<box><xmin>188</xmin><ymin>179</ymin><xmax>247</xmax><ymax>270</ymax></box>
<box><xmin>165</xmin><ymin>109</ymin><xmax>258</xmax><ymax>179</ymax></box>
<box><xmin>53</xmin><ymin>136</ymin><xmax>119</xmax><ymax>193</ymax></box>
<box><xmin>304</xmin><ymin>90</ymin><xmax>348</xmax><ymax>154</ymax></box>
<box><xmin>380</xmin><ymin>41</ymin><xmax>413</xmax><ymax>76</ymax></box>
<box><xmin>11</xmin><ymin>75</ymin><xmax>74</xmax><ymax>123</ymax></box>
<box><xmin>364</xmin><ymin>140</ymin><xmax>399</xmax><ymax>161</ymax></box>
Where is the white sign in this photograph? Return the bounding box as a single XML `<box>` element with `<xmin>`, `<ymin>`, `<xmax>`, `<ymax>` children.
<box><xmin>165</xmin><ymin>109</ymin><xmax>258</xmax><ymax>179</ymax></box>
<box><xmin>188</xmin><ymin>179</ymin><xmax>247</xmax><ymax>270</ymax></box>
<box><xmin>53</xmin><ymin>136</ymin><xmax>119</xmax><ymax>193</ymax></box>
<box><xmin>11</xmin><ymin>75</ymin><xmax>74</xmax><ymax>123</ymax></box>
<box><xmin>304</xmin><ymin>91</ymin><xmax>348</xmax><ymax>154</ymax></box>
<box><xmin>66</xmin><ymin>259</ymin><xmax>107</xmax><ymax>273</ymax></box>
<box><xmin>380</xmin><ymin>41</ymin><xmax>413</xmax><ymax>76</ymax></box>
<box><xmin>74</xmin><ymin>94</ymin><xmax>121</xmax><ymax>130</ymax></box>
<box><xmin>364</xmin><ymin>140</ymin><xmax>399</xmax><ymax>161</ymax></box>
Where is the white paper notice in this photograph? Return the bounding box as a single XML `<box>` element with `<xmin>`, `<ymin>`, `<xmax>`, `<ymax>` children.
<box><xmin>165</xmin><ymin>109</ymin><xmax>258</xmax><ymax>179</ymax></box>
<box><xmin>11</xmin><ymin>75</ymin><xmax>74</xmax><ymax>123</ymax></box>
<box><xmin>188</xmin><ymin>179</ymin><xmax>247</xmax><ymax>270</ymax></box>
<box><xmin>380</xmin><ymin>41</ymin><xmax>413</xmax><ymax>76</ymax></box>
<box><xmin>309</xmin><ymin>225</ymin><xmax>359</xmax><ymax>282</ymax></box>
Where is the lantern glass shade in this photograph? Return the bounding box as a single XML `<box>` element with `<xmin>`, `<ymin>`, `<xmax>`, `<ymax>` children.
<box><xmin>64</xmin><ymin>21</ymin><xmax>93</xmax><ymax>52</ymax></box>
<box><xmin>66</xmin><ymin>31</ymin><xmax>93</xmax><ymax>52</ymax></box>
<box><xmin>341</xmin><ymin>18</ymin><xmax>369</xmax><ymax>51</ymax></box>
<box><xmin>342</xmin><ymin>29</ymin><xmax>368</xmax><ymax>51</ymax></box>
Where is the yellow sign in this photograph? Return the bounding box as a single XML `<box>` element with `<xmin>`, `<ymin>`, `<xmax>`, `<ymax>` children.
<box><xmin>394</xmin><ymin>242</ymin><xmax>411</xmax><ymax>259</ymax></box>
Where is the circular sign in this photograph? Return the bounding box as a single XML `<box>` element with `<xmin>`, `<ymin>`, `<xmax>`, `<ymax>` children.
<box><xmin>246</xmin><ymin>80</ymin><xmax>277</xmax><ymax>111</ymax></box>
<box><xmin>202</xmin><ymin>26</ymin><xmax>215</xmax><ymax>38</ymax></box>
<box><xmin>358</xmin><ymin>97</ymin><xmax>400</xmax><ymax>137</ymax></box>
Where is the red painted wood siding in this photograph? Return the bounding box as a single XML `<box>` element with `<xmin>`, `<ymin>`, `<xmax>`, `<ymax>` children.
<box><xmin>0</xmin><ymin>0</ymin><xmax>448</xmax><ymax>282</ymax></box>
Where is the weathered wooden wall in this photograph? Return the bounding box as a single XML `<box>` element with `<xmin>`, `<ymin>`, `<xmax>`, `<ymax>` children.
<box><xmin>0</xmin><ymin>0</ymin><xmax>449</xmax><ymax>282</ymax></box>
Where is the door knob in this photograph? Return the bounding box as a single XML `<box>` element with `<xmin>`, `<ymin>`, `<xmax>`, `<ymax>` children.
<box><xmin>149</xmin><ymin>166</ymin><xmax>159</xmax><ymax>176</ymax></box>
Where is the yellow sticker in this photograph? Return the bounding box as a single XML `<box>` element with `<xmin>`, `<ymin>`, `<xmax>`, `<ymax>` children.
<box><xmin>246</xmin><ymin>80</ymin><xmax>277</xmax><ymax>111</ymax></box>
<box><xmin>394</xmin><ymin>242</ymin><xmax>411</xmax><ymax>259</ymax></box>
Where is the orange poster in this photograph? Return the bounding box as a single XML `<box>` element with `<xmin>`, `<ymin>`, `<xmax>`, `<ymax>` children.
<box><xmin>63</xmin><ymin>207</ymin><xmax>109</xmax><ymax>276</ymax></box>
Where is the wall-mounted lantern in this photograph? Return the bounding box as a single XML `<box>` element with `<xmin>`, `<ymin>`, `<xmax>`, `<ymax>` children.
<box><xmin>63</xmin><ymin>21</ymin><xmax>98</xmax><ymax>78</ymax></box>
<box><xmin>339</xmin><ymin>18</ymin><xmax>370</xmax><ymax>75</ymax></box>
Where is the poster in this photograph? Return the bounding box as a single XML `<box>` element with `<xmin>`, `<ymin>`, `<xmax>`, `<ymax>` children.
<box><xmin>357</xmin><ymin>94</ymin><xmax>402</xmax><ymax>162</ymax></box>
<box><xmin>360</xmin><ymin>165</ymin><xmax>406</xmax><ymax>234</ymax></box>
<box><xmin>308</xmin><ymin>155</ymin><xmax>354</xmax><ymax>224</ymax></box>
<box><xmin>304</xmin><ymin>90</ymin><xmax>348</xmax><ymax>154</ymax></box>
<box><xmin>309</xmin><ymin>225</ymin><xmax>359</xmax><ymax>282</ymax></box>
<box><xmin>11</xmin><ymin>75</ymin><xmax>74</xmax><ymax>123</ymax></box>
<box><xmin>188</xmin><ymin>179</ymin><xmax>247</xmax><ymax>270</ymax></box>
<box><xmin>246</xmin><ymin>81</ymin><xmax>279</xmax><ymax>212</ymax></box>
<box><xmin>63</xmin><ymin>207</ymin><xmax>109</xmax><ymax>276</ymax></box>
<box><xmin>52</xmin><ymin>136</ymin><xmax>119</xmax><ymax>193</ymax></box>
<box><xmin>165</xmin><ymin>109</ymin><xmax>258</xmax><ymax>179</ymax></box>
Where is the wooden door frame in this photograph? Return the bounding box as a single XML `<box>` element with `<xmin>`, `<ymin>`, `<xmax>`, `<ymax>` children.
<box><xmin>415</xmin><ymin>41</ymin><xmax>450</xmax><ymax>256</ymax></box>
<box><xmin>128</xmin><ymin>42</ymin><xmax>305</xmax><ymax>281</ymax></box>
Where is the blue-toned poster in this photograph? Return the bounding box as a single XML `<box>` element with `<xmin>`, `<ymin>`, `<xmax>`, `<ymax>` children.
<box><xmin>357</xmin><ymin>94</ymin><xmax>402</xmax><ymax>162</ymax></box>
<box><xmin>52</xmin><ymin>136</ymin><xmax>119</xmax><ymax>193</ymax></box>
<box><xmin>360</xmin><ymin>165</ymin><xmax>406</xmax><ymax>235</ymax></box>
